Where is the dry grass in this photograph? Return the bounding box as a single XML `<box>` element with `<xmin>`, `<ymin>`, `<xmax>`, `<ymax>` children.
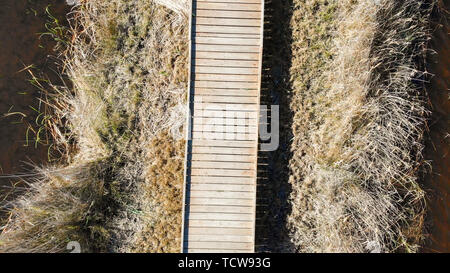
<box><xmin>131</xmin><ymin>132</ymin><xmax>185</xmax><ymax>253</ymax></box>
<box><xmin>0</xmin><ymin>0</ymin><xmax>188</xmax><ymax>252</ymax></box>
<box><xmin>0</xmin><ymin>163</ymin><xmax>105</xmax><ymax>252</ymax></box>
<box><xmin>288</xmin><ymin>0</ymin><xmax>434</xmax><ymax>252</ymax></box>
<box><xmin>154</xmin><ymin>0</ymin><xmax>189</xmax><ymax>18</ymax></box>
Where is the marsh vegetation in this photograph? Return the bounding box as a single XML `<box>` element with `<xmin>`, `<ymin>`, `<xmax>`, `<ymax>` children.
<box><xmin>1</xmin><ymin>0</ymin><xmax>188</xmax><ymax>252</ymax></box>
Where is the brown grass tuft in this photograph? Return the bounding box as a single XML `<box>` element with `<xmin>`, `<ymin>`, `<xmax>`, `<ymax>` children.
<box><xmin>131</xmin><ymin>132</ymin><xmax>185</xmax><ymax>253</ymax></box>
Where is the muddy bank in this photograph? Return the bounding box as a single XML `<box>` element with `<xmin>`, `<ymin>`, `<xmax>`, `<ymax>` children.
<box><xmin>422</xmin><ymin>1</ymin><xmax>450</xmax><ymax>253</ymax></box>
<box><xmin>0</xmin><ymin>1</ymin><xmax>69</xmax><ymax>202</ymax></box>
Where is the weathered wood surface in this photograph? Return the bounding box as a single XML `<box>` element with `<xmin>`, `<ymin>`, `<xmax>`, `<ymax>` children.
<box><xmin>181</xmin><ymin>0</ymin><xmax>264</xmax><ymax>253</ymax></box>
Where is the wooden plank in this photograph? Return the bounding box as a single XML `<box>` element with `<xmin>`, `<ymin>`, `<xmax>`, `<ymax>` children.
<box><xmin>193</xmin><ymin>110</ymin><xmax>259</xmax><ymax>118</ymax></box>
<box><xmin>193</xmin><ymin>130</ymin><xmax>259</xmax><ymax>138</ymax></box>
<box><xmin>192</xmin><ymin>118</ymin><xmax>258</xmax><ymax>127</ymax></box>
<box><xmin>193</xmin><ymin>128</ymin><xmax>256</xmax><ymax>135</ymax></box>
<box><xmin>191</xmin><ymin>168</ymin><xmax>256</xmax><ymax>178</ymax></box>
<box><xmin>194</xmin><ymin>66</ymin><xmax>259</xmax><ymax>75</ymax></box>
<box><xmin>188</xmin><ymin>206</ymin><xmax>255</xmax><ymax>214</ymax></box>
<box><xmin>191</xmin><ymin>122</ymin><xmax>258</xmax><ymax>132</ymax></box>
<box><xmin>190</xmin><ymin>183</ymin><xmax>255</xmax><ymax>192</ymax></box>
<box><xmin>193</xmin><ymin>103</ymin><xmax>258</xmax><ymax>111</ymax></box>
<box><xmin>192</xmin><ymin>101</ymin><xmax>258</xmax><ymax>109</ymax></box>
<box><xmin>184</xmin><ymin>241</ymin><xmax>253</xmax><ymax>250</ymax></box>
<box><xmin>195</xmin><ymin>32</ymin><xmax>260</xmax><ymax>38</ymax></box>
<box><xmin>193</xmin><ymin>125</ymin><xmax>256</xmax><ymax>134</ymax></box>
<box><xmin>196</xmin><ymin>17</ymin><xmax>261</xmax><ymax>27</ymax></box>
<box><xmin>188</xmin><ymin>190</ymin><xmax>255</xmax><ymax>199</ymax></box>
<box><xmin>196</xmin><ymin>3</ymin><xmax>261</xmax><ymax>11</ymax></box>
<box><xmin>188</xmin><ymin>197</ymin><xmax>254</xmax><ymax>206</ymax></box>
<box><xmin>190</xmin><ymin>176</ymin><xmax>255</xmax><ymax>184</ymax></box>
<box><xmin>192</xmin><ymin>117</ymin><xmax>259</xmax><ymax>127</ymax></box>
<box><xmin>191</xmin><ymin>161</ymin><xmax>255</xmax><ymax>170</ymax></box>
<box><xmin>195</xmin><ymin>37</ymin><xmax>260</xmax><ymax>46</ymax></box>
<box><xmin>195</xmin><ymin>58</ymin><xmax>259</xmax><ymax>67</ymax></box>
<box><xmin>191</xmin><ymin>139</ymin><xmax>256</xmax><ymax>147</ymax></box>
<box><xmin>195</xmin><ymin>9</ymin><xmax>262</xmax><ymax>19</ymax></box>
<box><xmin>190</xmin><ymin>160</ymin><xmax>255</xmax><ymax>170</ymax></box>
<box><xmin>186</xmin><ymin>227</ymin><xmax>253</xmax><ymax>236</ymax></box>
<box><xmin>193</xmin><ymin>95</ymin><xmax>258</xmax><ymax>104</ymax></box>
<box><xmin>191</xmin><ymin>151</ymin><xmax>256</xmax><ymax>161</ymax></box>
<box><xmin>196</xmin><ymin>25</ymin><xmax>261</xmax><ymax>35</ymax></box>
<box><xmin>193</xmin><ymin>127</ymin><xmax>255</xmax><ymax>134</ymax></box>
<box><xmin>193</xmin><ymin>124</ymin><xmax>257</xmax><ymax>132</ymax></box>
<box><xmin>194</xmin><ymin>88</ymin><xmax>259</xmax><ymax>96</ymax></box>
<box><xmin>195</xmin><ymin>117</ymin><xmax>259</xmax><ymax>125</ymax></box>
<box><xmin>191</xmin><ymin>146</ymin><xmax>257</xmax><ymax>155</ymax></box>
<box><xmin>188</xmin><ymin>219</ymin><xmax>254</xmax><ymax>229</ymax></box>
<box><xmin>190</xmin><ymin>169</ymin><xmax>256</xmax><ymax>177</ymax></box>
<box><xmin>194</xmin><ymin>73</ymin><xmax>259</xmax><ymax>82</ymax></box>
<box><xmin>191</xmin><ymin>131</ymin><xmax>257</xmax><ymax>141</ymax></box>
<box><xmin>188</xmin><ymin>213</ymin><xmax>254</xmax><ymax>221</ymax></box>
<box><xmin>193</xmin><ymin>114</ymin><xmax>257</xmax><ymax>122</ymax></box>
<box><xmin>187</xmin><ymin>234</ymin><xmax>253</xmax><ymax>243</ymax></box>
<box><xmin>193</xmin><ymin>81</ymin><xmax>258</xmax><ymax>89</ymax></box>
<box><xmin>196</xmin><ymin>51</ymin><xmax>259</xmax><ymax>60</ymax></box>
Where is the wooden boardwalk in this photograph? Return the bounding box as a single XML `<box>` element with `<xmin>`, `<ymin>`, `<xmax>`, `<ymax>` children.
<box><xmin>181</xmin><ymin>0</ymin><xmax>264</xmax><ymax>253</ymax></box>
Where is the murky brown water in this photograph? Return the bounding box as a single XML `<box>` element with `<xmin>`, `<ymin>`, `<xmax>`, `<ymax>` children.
<box><xmin>421</xmin><ymin>0</ymin><xmax>450</xmax><ymax>253</ymax></box>
<box><xmin>0</xmin><ymin>0</ymin><xmax>69</xmax><ymax>198</ymax></box>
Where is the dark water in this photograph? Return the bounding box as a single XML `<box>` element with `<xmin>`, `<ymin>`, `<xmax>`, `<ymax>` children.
<box><xmin>422</xmin><ymin>0</ymin><xmax>450</xmax><ymax>253</ymax></box>
<box><xmin>0</xmin><ymin>0</ymin><xmax>69</xmax><ymax>198</ymax></box>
